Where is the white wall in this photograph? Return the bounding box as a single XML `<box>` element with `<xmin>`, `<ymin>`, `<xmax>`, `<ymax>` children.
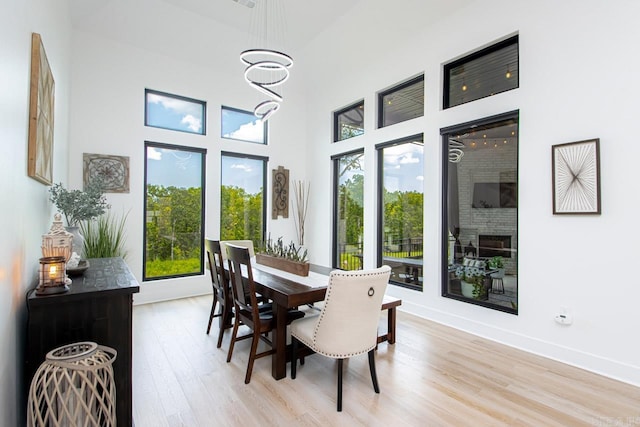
<box><xmin>301</xmin><ymin>0</ymin><xmax>640</xmax><ymax>386</ymax></box>
<box><xmin>69</xmin><ymin>0</ymin><xmax>307</xmax><ymax>304</ymax></box>
<box><xmin>0</xmin><ymin>0</ymin><xmax>71</xmax><ymax>424</ymax></box>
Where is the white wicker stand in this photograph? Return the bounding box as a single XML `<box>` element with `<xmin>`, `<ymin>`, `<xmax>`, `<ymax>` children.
<box><xmin>27</xmin><ymin>341</ymin><xmax>118</xmax><ymax>427</ymax></box>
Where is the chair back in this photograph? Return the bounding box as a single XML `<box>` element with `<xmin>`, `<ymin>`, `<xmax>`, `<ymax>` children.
<box><xmin>226</xmin><ymin>244</ymin><xmax>260</xmax><ymax>317</ymax></box>
<box><xmin>220</xmin><ymin>240</ymin><xmax>255</xmax><ymax>262</ymax></box>
<box><xmin>313</xmin><ymin>265</ymin><xmax>391</xmax><ymax>356</ymax></box>
<box><xmin>205</xmin><ymin>239</ymin><xmax>226</xmax><ymax>298</ymax></box>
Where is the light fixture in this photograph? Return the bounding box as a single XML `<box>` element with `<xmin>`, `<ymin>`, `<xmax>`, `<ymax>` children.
<box><xmin>449</xmin><ymin>139</ymin><xmax>465</xmax><ymax>163</ymax></box>
<box><xmin>36</xmin><ymin>256</ymin><xmax>68</xmax><ymax>295</ymax></box>
<box><xmin>237</xmin><ymin>0</ymin><xmax>293</xmax><ymax>122</ymax></box>
<box><xmin>41</xmin><ymin>213</ymin><xmax>73</xmax><ymax>286</ymax></box>
<box><xmin>505</xmin><ymin>65</ymin><xmax>512</xmax><ymax>79</ymax></box>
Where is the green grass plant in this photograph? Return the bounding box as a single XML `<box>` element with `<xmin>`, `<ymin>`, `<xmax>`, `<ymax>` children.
<box><xmin>80</xmin><ymin>210</ymin><xmax>129</xmax><ymax>260</ymax></box>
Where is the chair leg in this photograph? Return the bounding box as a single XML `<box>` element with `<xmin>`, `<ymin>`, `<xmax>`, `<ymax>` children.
<box><xmin>368</xmin><ymin>349</ymin><xmax>380</xmax><ymax>393</ymax></box>
<box><xmin>245</xmin><ymin>329</ymin><xmax>261</xmax><ymax>384</ymax></box>
<box><xmin>226</xmin><ymin>316</ymin><xmax>240</xmax><ymax>363</ymax></box>
<box><xmin>291</xmin><ymin>337</ymin><xmax>298</xmax><ymax>379</ymax></box>
<box><xmin>206</xmin><ymin>295</ymin><xmax>217</xmax><ymax>334</ymax></box>
<box><xmin>337</xmin><ymin>358</ymin><xmax>343</xmax><ymax>412</ymax></box>
<box><xmin>216</xmin><ymin>304</ymin><xmax>229</xmax><ymax>348</ymax></box>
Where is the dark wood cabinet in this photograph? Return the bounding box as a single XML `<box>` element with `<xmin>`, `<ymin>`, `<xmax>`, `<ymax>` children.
<box><xmin>25</xmin><ymin>257</ymin><xmax>140</xmax><ymax>426</ymax></box>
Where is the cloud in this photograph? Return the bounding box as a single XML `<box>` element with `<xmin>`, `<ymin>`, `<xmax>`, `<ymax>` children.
<box><xmin>147</xmin><ymin>146</ymin><xmax>162</xmax><ymax>160</ymax></box>
<box><xmin>231</xmin><ymin>164</ymin><xmax>253</xmax><ymax>173</ymax></box>
<box><xmin>224</xmin><ymin>120</ymin><xmax>263</xmax><ymax>143</ymax></box>
<box><xmin>181</xmin><ymin>114</ymin><xmax>202</xmax><ymax>133</ymax></box>
<box><xmin>416</xmin><ymin>175</ymin><xmax>424</xmax><ymax>181</ymax></box>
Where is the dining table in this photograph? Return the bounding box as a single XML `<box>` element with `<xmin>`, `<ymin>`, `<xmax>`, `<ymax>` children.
<box><xmin>248</xmin><ymin>261</ymin><xmax>329</xmax><ymax>380</ymax></box>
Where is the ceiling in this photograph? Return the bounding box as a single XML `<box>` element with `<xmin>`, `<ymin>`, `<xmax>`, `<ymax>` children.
<box><xmin>70</xmin><ymin>0</ymin><xmax>363</xmax><ymax>50</ymax></box>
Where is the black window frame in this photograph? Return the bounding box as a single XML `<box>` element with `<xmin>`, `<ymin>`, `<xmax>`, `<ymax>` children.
<box><xmin>220</xmin><ymin>151</ymin><xmax>268</xmax><ymax>247</ymax></box>
<box><xmin>443</xmin><ymin>35</ymin><xmax>519</xmax><ymax>109</ymax></box>
<box><xmin>143</xmin><ymin>141</ymin><xmax>207</xmax><ymax>282</ymax></box>
<box><xmin>333</xmin><ymin>100</ymin><xmax>365</xmax><ymax>142</ymax></box>
<box><xmin>376</xmin><ymin>134</ymin><xmax>425</xmax><ymax>291</ymax></box>
<box><xmin>144</xmin><ymin>88</ymin><xmax>207</xmax><ymax>135</ymax></box>
<box><xmin>377</xmin><ymin>75</ymin><xmax>424</xmax><ymax>129</ymax></box>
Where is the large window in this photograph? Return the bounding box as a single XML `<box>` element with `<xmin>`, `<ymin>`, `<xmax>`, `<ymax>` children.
<box><xmin>444</xmin><ymin>35</ymin><xmax>519</xmax><ymax>109</ymax></box>
<box><xmin>145</xmin><ymin>89</ymin><xmax>206</xmax><ymax>135</ymax></box>
<box><xmin>221</xmin><ymin>105</ymin><xmax>267</xmax><ymax>144</ymax></box>
<box><xmin>333</xmin><ymin>101</ymin><xmax>364</xmax><ymax>142</ymax></box>
<box><xmin>377</xmin><ymin>135</ymin><xmax>424</xmax><ymax>290</ymax></box>
<box><xmin>143</xmin><ymin>142</ymin><xmax>206</xmax><ymax>280</ymax></box>
<box><xmin>332</xmin><ymin>150</ymin><xmax>364</xmax><ymax>270</ymax></box>
<box><xmin>441</xmin><ymin>111</ymin><xmax>518</xmax><ymax>314</ymax></box>
<box><xmin>378</xmin><ymin>75</ymin><xmax>424</xmax><ymax>128</ymax></box>
<box><xmin>220</xmin><ymin>152</ymin><xmax>267</xmax><ymax>247</ymax></box>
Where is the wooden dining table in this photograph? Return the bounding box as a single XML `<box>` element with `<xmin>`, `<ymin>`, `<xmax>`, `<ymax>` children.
<box><xmin>249</xmin><ymin>263</ymin><xmax>328</xmax><ymax>380</ymax></box>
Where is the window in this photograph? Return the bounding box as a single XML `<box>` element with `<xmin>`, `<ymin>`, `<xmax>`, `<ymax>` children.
<box><xmin>220</xmin><ymin>152</ymin><xmax>267</xmax><ymax>247</ymax></box>
<box><xmin>221</xmin><ymin>106</ymin><xmax>268</xmax><ymax>144</ymax></box>
<box><xmin>332</xmin><ymin>150</ymin><xmax>364</xmax><ymax>270</ymax></box>
<box><xmin>441</xmin><ymin>111</ymin><xmax>518</xmax><ymax>314</ymax></box>
<box><xmin>444</xmin><ymin>35</ymin><xmax>519</xmax><ymax>109</ymax></box>
<box><xmin>145</xmin><ymin>89</ymin><xmax>206</xmax><ymax>135</ymax></box>
<box><xmin>333</xmin><ymin>101</ymin><xmax>364</xmax><ymax>142</ymax></box>
<box><xmin>377</xmin><ymin>135</ymin><xmax>424</xmax><ymax>290</ymax></box>
<box><xmin>378</xmin><ymin>75</ymin><xmax>424</xmax><ymax>128</ymax></box>
<box><xmin>143</xmin><ymin>142</ymin><xmax>206</xmax><ymax>280</ymax></box>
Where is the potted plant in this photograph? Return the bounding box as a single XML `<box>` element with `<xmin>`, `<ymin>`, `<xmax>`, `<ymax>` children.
<box><xmin>80</xmin><ymin>210</ymin><xmax>129</xmax><ymax>260</ymax></box>
<box><xmin>49</xmin><ymin>179</ymin><xmax>109</xmax><ymax>257</ymax></box>
<box><xmin>458</xmin><ymin>271</ymin><xmax>489</xmax><ymax>300</ymax></box>
<box><xmin>488</xmin><ymin>256</ymin><xmax>506</xmax><ymax>279</ymax></box>
<box><xmin>256</xmin><ymin>236</ymin><xmax>309</xmax><ymax>276</ymax></box>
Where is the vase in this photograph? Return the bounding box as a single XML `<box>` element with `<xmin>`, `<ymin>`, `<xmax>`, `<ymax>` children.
<box><xmin>65</xmin><ymin>226</ymin><xmax>85</xmax><ymax>259</ymax></box>
<box><xmin>460</xmin><ymin>280</ymin><xmax>475</xmax><ymax>298</ymax></box>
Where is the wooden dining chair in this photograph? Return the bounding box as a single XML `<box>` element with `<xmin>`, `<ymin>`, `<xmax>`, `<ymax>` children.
<box><xmin>290</xmin><ymin>265</ymin><xmax>391</xmax><ymax>411</ymax></box>
<box><xmin>225</xmin><ymin>244</ymin><xmax>304</xmax><ymax>384</ymax></box>
<box><xmin>204</xmin><ymin>239</ymin><xmax>233</xmax><ymax>348</ymax></box>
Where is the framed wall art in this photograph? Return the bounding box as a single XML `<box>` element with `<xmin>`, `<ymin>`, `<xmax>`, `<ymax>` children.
<box><xmin>272</xmin><ymin>165</ymin><xmax>289</xmax><ymax>219</ymax></box>
<box><xmin>83</xmin><ymin>153</ymin><xmax>130</xmax><ymax>193</ymax></box>
<box><xmin>552</xmin><ymin>138</ymin><xmax>601</xmax><ymax>214</ymax></box>
<box><xmin>27</xmin><ymin>33</ymin><xmax>55</xmax><ymax>185</ymax></box>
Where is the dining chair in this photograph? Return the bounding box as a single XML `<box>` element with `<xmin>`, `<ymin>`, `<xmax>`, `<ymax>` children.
<box><xmin>204</xmin><ymin>239</ymin><xmax>233</xmax><ymax>348</ymax></box>
<box><xmin>225</xmin><ymin>244</ymin><xmax>304</xmax><ymax>384</ymax></box>
<box><xmin>290</xmin><ymin>265</ymin><xmax>391</xmax><ymax>411</ymax></box>
<box><xmin>219</xmin><ymin>240</ymin><xmax>255</xmax><ymax>262</ymax></box>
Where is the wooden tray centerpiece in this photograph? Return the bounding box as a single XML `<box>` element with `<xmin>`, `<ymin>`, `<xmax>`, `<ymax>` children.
<box><xmin>256</xmin><ymin>237</ymin><xmax>309</xmax><ymax>277</ymax></box>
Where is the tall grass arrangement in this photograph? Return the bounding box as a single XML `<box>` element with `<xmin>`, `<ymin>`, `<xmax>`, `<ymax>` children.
<box><xmin>80</xmin><ymin>210</ymin><xmax>129</xmax><ymax>260</ymax></box>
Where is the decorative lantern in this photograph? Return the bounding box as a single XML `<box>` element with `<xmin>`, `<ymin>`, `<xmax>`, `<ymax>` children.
<box><xmin>36</xmin><ymin>256</ymin><xmax>68</xmax><ymax>295</ymax></box>
<box><xmin>41</xmin><ymin>213</ymin><xmax>74</xmax><ymax>285</ymax></box>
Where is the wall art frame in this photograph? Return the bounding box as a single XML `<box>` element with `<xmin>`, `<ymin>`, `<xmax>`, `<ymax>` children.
<box><xmin>27</xmin><ymin>33</ymin><xmax>55</xmax><ymax>185</ymax></box>
<box><xmin>552</xmin><ymin>138</ymin><xmax>601</xmax><ymax>215</ymax></box>
<box><xmin>272</xmin><ymin>165</ymin><xmax>289</xmax><ymax>219</ymax></box>
<box><xmin>83</xmin><ymin>153</ymin><xmax>130</xmax><ymax>193</ymax></box>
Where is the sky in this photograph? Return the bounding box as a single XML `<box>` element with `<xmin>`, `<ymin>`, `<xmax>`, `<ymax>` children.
<box><xmin>146</xmin><ymin>146</ymin><xmax>203</xmax><ymax>188</ymax></box>
<box><xmin>383</xmin><ymin>142</ymin><xmax>424</xmax><ymax>193</ymax></box>
<box><xmin>146</xmin><ymin>92</ymin><xmax>204</xmax><ymax>134</ymax></box>
<box><xmin>221</xmin><ymin>107</ymin><xmax>265</xmax><ymax>143</ymax></box>
<box><xmin>221</xmin><ymin>155</ymin><xmax>264</xmax><ymax>194</ymax></box>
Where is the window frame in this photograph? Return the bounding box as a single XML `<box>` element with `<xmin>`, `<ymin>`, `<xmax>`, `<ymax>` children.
<box><xmin>377</xmin><ymin>74</ymin><xmax>424</xmax><ymax>129</ymax></box>
<box><xmin>143</xmin><ymin>141</ymin><xmax>207</xmax><ymax>282</ymax></box>
<box><xmin>144</xmin><ymin>89</ymin><xmax>207</xmax><ymax>135</ymax></box>
<box><xmin>443</xmin><ymin>35</ymin><xmax>519</xmax><ymax>109</ymax></box>
<box><xmin>332</xmin><ymin>148</ymin><xmax>365</xmax><ymax>270</ymax></box>
<box><xmin>220</xmin><ymin>151</ymin><xmax>268</xmax><ymax>246</ymax></box>
<box><xmin>376</xmin><ymin>134</ymin><xmax>424</xmax><ymax>291</ymax></box>
<box><xmin>333</xmin><ymin>100</ymin><xmax>365</xmax><ymax>142</ymax></box>
<box><xmin>221</xmin><ymin>105</ymin><xmax>268</xmax><ymax>145</ymax></box>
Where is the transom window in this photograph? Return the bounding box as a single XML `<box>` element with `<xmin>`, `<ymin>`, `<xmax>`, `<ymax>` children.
<box><xmin>333</xmin><ymin>101</ymin><xmax>364</xmax><ymax>142</ymax></box>
<box><xmin>145</xmin><ymin>89</ymin><xmax>206</xmax><ymax>135</ymax></box>
<box><xmin>221</xmin><ymin>105</ymin><xmax>267</xmax><ymax>144</ymax></box>
<box><xmin>378</xmin><ymin>75</ymin><xmax>424</xmax><ymax>128</ymax></box>
<box><xmin>444</xmin><ymin>35</ymin><xmax>519</xmax><ymax>109</ymax></box>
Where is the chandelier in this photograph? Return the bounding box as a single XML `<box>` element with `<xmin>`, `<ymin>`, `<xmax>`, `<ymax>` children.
<box><xmin>235</xmin><ymin>0</ymin><xmax>293</xmax><ymax>122</ymax></box>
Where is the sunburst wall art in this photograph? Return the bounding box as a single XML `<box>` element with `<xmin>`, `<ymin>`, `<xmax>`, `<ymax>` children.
<box><xmin>552</xmin><ymin>138</ymin><xmax>601</xmax><ymax>214</ymax></box>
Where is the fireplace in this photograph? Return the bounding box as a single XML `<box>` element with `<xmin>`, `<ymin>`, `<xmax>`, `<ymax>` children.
<box><xmin>478</xmin><ymin>234</ymin><xmax>511</xmax><ymax>258</ymax></box>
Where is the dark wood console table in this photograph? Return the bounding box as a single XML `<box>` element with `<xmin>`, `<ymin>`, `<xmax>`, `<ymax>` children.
<box><xmin>25</xmin><ymin>257</ymin><xmax>139</xmax><ymax>426</ymax></box>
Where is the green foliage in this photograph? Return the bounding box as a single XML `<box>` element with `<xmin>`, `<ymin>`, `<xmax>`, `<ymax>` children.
<box><xmin>260</xmin><ymin>236</ymin><xmax>308</xmax><ymax>262</ymax></box>
<box><xmin>220</xmin><ymin>185</ymin><xmax>263</xmax><ymax>246</ymax></box>
<box><xmin>49</xmin><ymin>179</ymin><xmax>109</xmax><ymax>226</ymax></box>
<box><xmin>145</xmin><ymin>184</ymin><xmax>202</xmax><ymax>276</ymax></box>
<box><xmin>145</xmin><ymin>258</ymin><xmax>201</xmax><ymax>278</ymax></box>
<box><xmin>80</xmin><ymin>210</ymin><xmax>129</xmax><ymax>260</ymax></box>
<box><xmin>488</xmin><ymin>256</ymin><xmax>504</xmax><ymax>269</ymax></box>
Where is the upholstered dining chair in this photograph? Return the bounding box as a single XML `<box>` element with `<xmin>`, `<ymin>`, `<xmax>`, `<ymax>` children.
<box><xmin>290</xmin><ymin>265</ymin><xmax>391</xmax><ymax>411</ymax></box>
<box><xmin>225</xmin><ymin>244</ymin><xmax>304</xmax><ymax>384</ymax></box>
<box><xmin>204</xmin><ymin>239</ymin><xmax>232</xmax><ymax>348</ymax></box>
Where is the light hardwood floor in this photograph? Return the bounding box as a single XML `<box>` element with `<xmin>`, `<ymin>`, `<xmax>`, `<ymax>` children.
<box><xmin>133</xmin><ymin>296</ymin><xmax>640</xmax><ymax>426</ymax></box>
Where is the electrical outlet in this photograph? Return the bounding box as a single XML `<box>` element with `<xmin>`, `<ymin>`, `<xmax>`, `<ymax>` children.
<box><xmin>554</xmin><ymin>311</ymin><xmax>573</xmax><ymax>325</ymax></box>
